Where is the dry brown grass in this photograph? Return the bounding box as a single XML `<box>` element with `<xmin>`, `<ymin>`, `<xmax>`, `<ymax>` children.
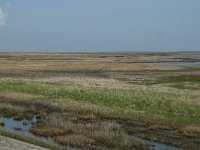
<box><xmin>28</xmin><ymin>111</ymin><xmax>147</xmax><ymax>149</ymax></box>
<box><xmin>0</xmin><ymin>53</ymin><xmax>181</xmax><ymax>77</ymax></box>
<box><xmin>0</xmin><ymin>103</ymin><xmax>27</xmax><ymax>119</ymax></box>
<box><xmin>78</xmin><ymin>114</ymin><xmax>96</xmax><ymax>120</ymax></box>
<box><xmin>31</xmin><ymin>127</ymin><xmax>66</xmax><ymax>137</ymax></box>
<box><xmin>181</xmin><ymin>126</ymin><xmax>200</xmax><ymax>137</ymax></box>
<box><xmin>55</xmin><ymin>134</ymin><xmax>95</xmax><ymax>147</ymax></box>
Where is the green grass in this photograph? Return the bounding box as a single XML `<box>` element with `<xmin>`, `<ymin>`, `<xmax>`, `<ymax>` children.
<box><xmin>119</xmin><ymin>75</ymin><xmax>200</xmax><ymax>85</ymax></box>
<box><xmin>155</xmin><ymin>75</ymin><xmax>200</xmax><ymax>84</ymax></box>
<box><xmin>0</xmin><ymin>79</ymin><xmax>200</xmax><ymax>126</ymax></box>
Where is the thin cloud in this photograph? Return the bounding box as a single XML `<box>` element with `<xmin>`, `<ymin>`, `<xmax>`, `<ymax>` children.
<box><xmin>0</xmin><ymin>7</ymin><xmax>6</xmax><ymax>27</ymax></box>
<box><xmin>5</xmin><ymin>0</ymin><xmax>12</xmax><ymax>9</ymax></box>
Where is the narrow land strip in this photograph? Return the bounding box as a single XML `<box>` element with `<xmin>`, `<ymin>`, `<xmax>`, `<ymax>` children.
<box><xmin>0</xmin><ymin>135</ymin><xmax>49</xmax><ymax>150</ymax></box>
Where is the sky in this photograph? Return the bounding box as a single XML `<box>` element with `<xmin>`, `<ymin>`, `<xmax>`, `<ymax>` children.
<box><xmin>0</xmin><ymin>0</ymin><xmax>200</xmax><ymax>52</ymax></box>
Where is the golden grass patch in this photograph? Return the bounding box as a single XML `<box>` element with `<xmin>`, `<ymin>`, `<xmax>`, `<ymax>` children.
<box><xmin>181</xmin><ymin>126</ymin><xmax>200</xmax><ymax>137</ymax></box>
<box><xmin>31</xmin><ymin>126</ymin><xmax>66</xmax><ymax>137</ymax></box>
<box><xmin>55</xmin><ymin>134</ymin><xmax>95</xmax><ymax>147</ymax></box>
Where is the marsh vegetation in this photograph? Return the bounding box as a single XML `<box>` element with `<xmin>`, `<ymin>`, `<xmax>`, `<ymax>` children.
<box><xmin>0</xmin><ymin>53</ymin><xmax>200</xmax><ymax>149</ymax></box>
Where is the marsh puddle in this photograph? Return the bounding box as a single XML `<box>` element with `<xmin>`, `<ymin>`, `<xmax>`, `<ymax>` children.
<box><xmin>0</xmin><ymin>116</ymin><xmax>36</xmax><ymax>137</ymax></box>
<box><xmin>129</xmin><ymin>135</ymin><xmax>183</xmax><ymax>150</ymax></box>
<box><xmin>0</xmin><ymin>116</ymin><xmax>55</xmax><ymax>145</ymax></box>
<box><xmin>0</xmin><ymin>115</ymin><xmax>81</xmax><ymax>149</ymax></box>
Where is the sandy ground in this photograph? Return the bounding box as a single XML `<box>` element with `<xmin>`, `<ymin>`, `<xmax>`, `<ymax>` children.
<box><xmin>0</xmin><ymin>135</ymin><xmax>49</xmax><ymax>150</ymax></box>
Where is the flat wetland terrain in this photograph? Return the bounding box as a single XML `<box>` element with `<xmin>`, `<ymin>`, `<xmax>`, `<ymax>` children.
<box><xmin>0</xmin><ymin>52</ymin><xmax>200</xmax><ymax>150</ymax></box>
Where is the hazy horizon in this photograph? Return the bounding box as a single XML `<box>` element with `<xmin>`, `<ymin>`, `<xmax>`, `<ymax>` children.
<box><xmin>0</xmin><ymin>0</ymin><xmax>200</xmax><ymax>52</ymax></box>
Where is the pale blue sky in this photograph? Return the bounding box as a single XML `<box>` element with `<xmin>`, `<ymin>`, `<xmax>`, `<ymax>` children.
<box><xmin>0</xmin><ymin>0</ymin><xmax>200</xmax><ymax>52</ymax></box>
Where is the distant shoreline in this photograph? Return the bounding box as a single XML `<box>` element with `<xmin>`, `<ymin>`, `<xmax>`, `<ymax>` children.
<box><xmin>0</xmin><ymin>50</ymin><xmax>200</xmax><ymax>55</ymax></box>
